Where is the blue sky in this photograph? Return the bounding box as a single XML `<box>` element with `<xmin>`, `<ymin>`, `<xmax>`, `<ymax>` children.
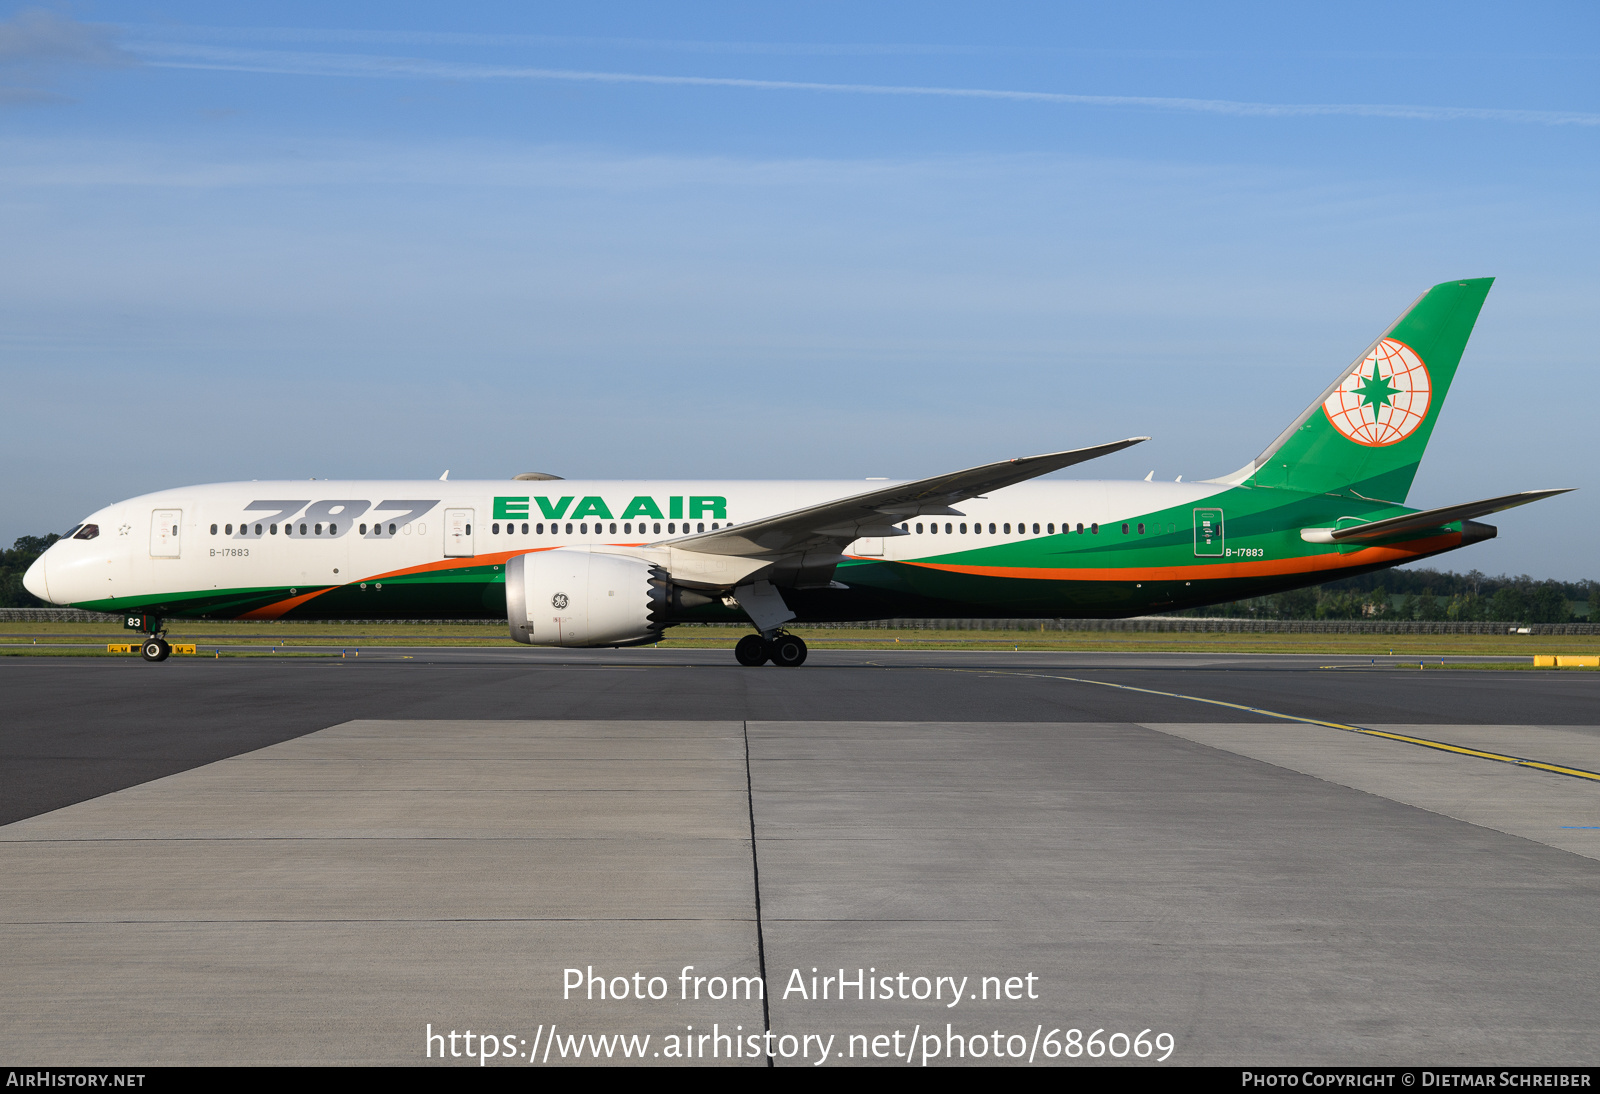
<box><xmin>2</xmin><ymin>2</ymin><xmax>1595</xmax><ymax>578</ymax></box>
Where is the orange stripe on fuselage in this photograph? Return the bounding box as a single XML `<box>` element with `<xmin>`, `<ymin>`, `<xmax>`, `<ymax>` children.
<box><xmin>899</xmin><ymin>532</ymin><xmax>1462</xmax><ymax>583</ymax></box>
<box><xmin>239</xmin><ymin>588</ymin><xmax>338</xmax><ymax>620</ymax></box>
<box><xmin>234</xmin><ymin>544</ymin><xmax>652</xmax><ymax>620</ymax></box>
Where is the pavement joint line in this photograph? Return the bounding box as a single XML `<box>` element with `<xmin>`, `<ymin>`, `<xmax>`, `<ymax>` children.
<box><xmin>742</xmin><ymin>720</ymin><xmax>773</xmax><ymax>1067</ymax></box>
<box><xmin>946</xmin><ymin>668</ymin><xmax>1600</xmax><ymax>784</ymax></box>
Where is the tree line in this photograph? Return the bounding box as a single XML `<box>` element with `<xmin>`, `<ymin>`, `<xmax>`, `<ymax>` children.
<box><xmin>1166</xmin><ymin>568</ymin><xmax>1596</xmax><ymax>623</ymax></box>
<box><xmin>0</xmin><ymin>535</ymin><xmax>60</xmax><ymax>608</ymax></box>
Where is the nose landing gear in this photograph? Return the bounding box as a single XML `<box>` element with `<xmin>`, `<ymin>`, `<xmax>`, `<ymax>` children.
<box><xmin>734</xmin><ymin>632</ymin><xmax>808</xmax><ymax>667</ymax></box>
<box><xmin>129</xmin><ymin>614</ymin><xmax>170</xmax><ymax>662</ymax></box>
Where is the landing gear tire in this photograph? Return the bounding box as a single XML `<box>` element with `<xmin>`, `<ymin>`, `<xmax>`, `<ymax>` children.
<box><xmin>141</xmin><ymin>638</ymin><xmax>170</xmax><ymax>662</ymax></box>
<box><xmin>734</xmin><ymin>634</ymin><xmax>769</xmax><ymax>667</ymax></box>
<box><xmin>768</xmin><ymin>634</ymin><xmax>808</xmax><ymax>667</ymax></box>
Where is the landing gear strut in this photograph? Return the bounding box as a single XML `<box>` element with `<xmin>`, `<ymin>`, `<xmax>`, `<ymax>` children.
<box><xmin>734</xmin><ymin>632</ymin><xmax>808</xmax><ymax>667</ymax></box>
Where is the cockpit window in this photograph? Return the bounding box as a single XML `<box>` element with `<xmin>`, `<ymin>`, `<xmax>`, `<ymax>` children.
<box><xmin>72</xmin><ymin>524</ymin><xmax>99</xmax><ymax>540</ymax></box>
<box><xmin>62</xmin><ymin>525</ymin><xmax>81</xmax><ymax>538</ymax></box>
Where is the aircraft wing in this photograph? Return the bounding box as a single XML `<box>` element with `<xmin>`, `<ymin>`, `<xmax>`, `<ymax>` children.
<box><xmin>661</xmin><ymin>437</ymin><xmax>1148</xmax><ymax>567</ymax></box>
<box><xmin>1302</xmin><ymin>488</ymin><xmax>1573</xmax><ymax>544</ymax></box>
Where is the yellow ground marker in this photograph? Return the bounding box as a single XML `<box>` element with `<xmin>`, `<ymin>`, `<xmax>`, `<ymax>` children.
<box><xmin>107</xmin><ymin>643</ymin><xmax>197</xmax><ymax>655</ymax></box>
<box><xmin>1534</xmin><ymin>655</ymin><xmax>1600</xmax><ymax>668</ymax></box>
<box><xmin>951</xmin><ymin>668</ymin><xmax>1600</xmax><ymax>785</ymax></box>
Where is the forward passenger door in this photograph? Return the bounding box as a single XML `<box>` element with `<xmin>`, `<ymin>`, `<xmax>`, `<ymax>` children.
<box><xmin>150</xmin><ymin>509</ymin><xmax>182</xmax><ymax>558</ymax></box>
<box><xmin>444</xmin><ymin>508</ymin><xmax>475</xmax><ymax>557</ymax></box>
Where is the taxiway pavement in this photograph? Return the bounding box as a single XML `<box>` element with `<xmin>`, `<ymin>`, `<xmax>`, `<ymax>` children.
<box><xmin>2</xmin><ymin>652</ymin><xmax>1598</xmax><ymax>1065</ymax></box>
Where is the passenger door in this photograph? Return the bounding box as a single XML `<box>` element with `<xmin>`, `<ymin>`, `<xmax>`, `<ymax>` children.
<box><xmin>444</xmin><ymin>508</ymin><xmax>475</xmax><ymax>557</ymax></box>
<box><xmin>1193</xmin><ymin>508</ymin><xmax>1224</xmax><ymax>557</ymax></box>
<box><xmin>150</xmin><ymin>509</ymin><xmax>182</xmax><ymax>558</ymax></box>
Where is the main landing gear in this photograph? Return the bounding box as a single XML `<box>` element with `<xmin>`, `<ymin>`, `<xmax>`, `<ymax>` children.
<box><xmin>734</xmin><ymin>633</ymin><xmax>808</xmax><ymax>667</ymax></box>
<box><xmin>140</xmin><ymin>636</ymin><xmax>171</xmax><ymax>662</ymax></box>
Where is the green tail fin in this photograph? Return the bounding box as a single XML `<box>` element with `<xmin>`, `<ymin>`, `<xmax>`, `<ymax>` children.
<box><xmin>1231</xmin><ymin>277</ymin><xmax>1493</xmax><ymax>503</ymax></box>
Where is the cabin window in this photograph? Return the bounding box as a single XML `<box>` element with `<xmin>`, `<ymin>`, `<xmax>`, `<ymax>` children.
<box><xmin>712</xmin><ymin>522</ymin><xmax>719</xmax><ymax>530</ymax></box>
<box><xmin>330</xmin><ymin>524</ymin><xmax>338</xmax><ymax>535</ymax></box>
<box><xmin>959</xmin><ymin>523</ymin><xmax>966</xmax><ymax>533</ymax></box>
<box><xmin>1003</xmin><ymin>523</ymin><xmax>1010</xmax><ymax>534</ymax></box>
<box><xmin>210</xmin><ymin>524</ymin><xmax>218</xmax><ymax>535</ymax></box>
<box><xmin>1091</xmin><ymin>523</ymin><xmax>1099</xmax><ymax>534</ymax></box>
<box><xmin>1033</xmin><ymin>523</ymin><xmax>1040</xmax><ymax>534</ymax></box>
<box><xmin>916</xmin><ymin>523</ymin><xmax>924</xmax><ymax>533</ymax></box>
<box><xmin>668</xmin><ymin>523</ymin><xmax>676</xmax><ymax>534</ymax></box>
<box><xmin>255</xmin><ymin>524</ymin><xmax>262</xmax><ymax>535</ymax></box>
<box><xmin>1122</xmin><ymin>523</ymin><xmax>1129</xmax><ymax>534</ymax></box>
<box><xmin>1076</xmin><ymin>523</ymin><xmax>1084</xmax><ymax>534</ymax></box>
<box><xmin>300</xmin><ymin>524</ymin><xmax>308</xmax><ymax>535</ymax></box>
<box><xmin>315</xmin><ymin>524</ymin><xmax>323</xmax><ymax>535</ymax></box>
<box><xmin>578</xmin><ymin>523</ymin><xmax>587</xmax><ymax>534</ymax></box>
<box><xmin>696</xmin><ymin>522</ymin><xmax>704</xmax><ymax>532</ymax></box>
<box><xmin>1138</xmin><ymin>523</ymin><xmax>1145</xmax><ymax>534</ymax></box>
<box><xmin>1047</xmin><ymin>523</ymin><xmax>1055</xmax><ymax>534</ymax></box>
<box><xmin>492</xmin><ymin>523</ymin><xmax>499</xmax><ymax>534</ymax></box>
<box><xmin>943</xmin><ymin>522</ymin><xmax>951</xmax><ymax>534</ymax></box>
<box><xmin>564</xmin><ymin>523</ymin><xmax>572</xmax><ymax>534</ymax></box>
<box><xmin>360</xmin><ymin>524</ymin><xmax>367</xmax><ymax>534</ymax></box>
<box><xmin>225</xmin><ymin>524</ymin><xmax>233</xmax><ymax>535</ymax></box>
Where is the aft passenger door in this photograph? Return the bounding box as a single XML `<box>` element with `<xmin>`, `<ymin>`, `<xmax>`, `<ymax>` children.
<box><xmin>150</xmin><ymin>509</ymin><xmax>182</xmax><ymax>557</ymax></box>
<box><xmin>1193</xmin><ymin>508</ymin><xmax>1224</xmax><ymax>557</ymax></box>
<box><xmin>444</xmin><ymin>508</ymin><xmax>475</xmax><ymax>557</ymax></box>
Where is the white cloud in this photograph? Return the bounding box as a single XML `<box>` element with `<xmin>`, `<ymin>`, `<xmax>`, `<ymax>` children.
<box><xmin>126</xmin><ymin>41</ymin><xmax>1600</xmax><ymax>128</ymax></box>
<box><xmin>0</xmin><ymin>8</ymin><xmax>135</xmax><ymax>105</ymax></box>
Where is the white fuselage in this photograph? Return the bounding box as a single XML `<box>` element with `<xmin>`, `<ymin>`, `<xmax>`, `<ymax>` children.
<box><xmin>29</xmin><ymin>477</ymin><xmax>1223</xmax><ymax>609</ymax></box>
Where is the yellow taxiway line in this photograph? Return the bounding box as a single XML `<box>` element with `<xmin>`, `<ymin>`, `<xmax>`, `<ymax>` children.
<box><xmin>954</xmin><ymin>669</ymin><xmax>1600</xmax><ymax>784</ymax></box>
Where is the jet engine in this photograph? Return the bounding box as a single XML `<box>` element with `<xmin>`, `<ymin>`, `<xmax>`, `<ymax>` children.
<box><xmin>506</xmin><ymin>549</ymin><xmax>669</xmax><ymax>647</ymax></box>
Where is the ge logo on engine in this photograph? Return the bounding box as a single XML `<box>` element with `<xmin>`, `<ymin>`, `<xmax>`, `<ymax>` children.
<box><xmin>551</xmin><ymin>593</ymin><xmax>569</xmax><ymax>610</ymax></box>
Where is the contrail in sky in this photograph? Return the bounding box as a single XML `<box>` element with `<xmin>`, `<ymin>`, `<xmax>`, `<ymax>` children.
<box><xmin>128</xmin><ymin>43</ymin><xmax>1600</xmax><ymax>128</ymax></box>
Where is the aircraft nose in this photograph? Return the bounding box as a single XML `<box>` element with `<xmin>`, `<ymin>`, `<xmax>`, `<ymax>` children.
<box><xmin>22</xmin><ymin>554</ymin><xmax>51</xmax><ymax>603</ymax></box>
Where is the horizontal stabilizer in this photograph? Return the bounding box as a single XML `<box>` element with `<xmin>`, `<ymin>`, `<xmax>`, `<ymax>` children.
<box><xmin>1300</xmin><ymin>489</ymin><xmax>1573</xmax><ymax>544</ymax></box>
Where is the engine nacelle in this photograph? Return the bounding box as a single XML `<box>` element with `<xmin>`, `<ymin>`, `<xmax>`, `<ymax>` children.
<box><xmin>506</xmin><ymin>549</ymin><xmax>666</xmax><ymax>647</ymax></box>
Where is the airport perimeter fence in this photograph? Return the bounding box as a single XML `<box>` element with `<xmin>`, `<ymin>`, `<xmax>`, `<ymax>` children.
<box><xmin>4</xmin><ymin>607</ymin><xmax>1596</xmax><ymax>636</ymax></box>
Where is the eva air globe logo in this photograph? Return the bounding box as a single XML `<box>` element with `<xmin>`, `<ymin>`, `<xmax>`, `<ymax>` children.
<box><xmin>1322</xmin><ymin>338</ymin><xmax>1431</xmax><ymax>446</ymax></box>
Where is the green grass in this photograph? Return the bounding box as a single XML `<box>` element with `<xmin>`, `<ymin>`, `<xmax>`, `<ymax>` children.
<box><xmin>1</xmin><ymin>621</ymin><xmax>1595</xmax><ymax>657</ymax></box>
